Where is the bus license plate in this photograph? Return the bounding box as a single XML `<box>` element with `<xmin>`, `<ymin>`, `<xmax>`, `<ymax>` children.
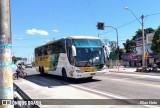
<box><xmin>91</xmin><ymin>73</ymin><xmax>95</xmax><ymax>75</ymax></box>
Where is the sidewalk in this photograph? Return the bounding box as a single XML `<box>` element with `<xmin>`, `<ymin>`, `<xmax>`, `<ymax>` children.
<box><xmin>14</xmin><ymin>78</ymin><xmax>110</xmax><ymax>108</ymax></box>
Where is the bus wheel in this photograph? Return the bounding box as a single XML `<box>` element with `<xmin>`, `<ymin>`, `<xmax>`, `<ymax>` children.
<box><xmin>62</xmin><ymin>68</ymin><xmax>67</xmax><ymax>81</ymax></box>
<box><xmin>40</xmin><ymin>67</ymin><xmax>45</xmax><ymax>76</ymax></box>
<box><xmin>87</xmin><ymin>76</ymin><xmax>93</xmax><ymax>80</ymax></box>
<box><xmin>39</xmin><ymin>67</ymin><xmax>41</xmax><ymax>73</ymax></box>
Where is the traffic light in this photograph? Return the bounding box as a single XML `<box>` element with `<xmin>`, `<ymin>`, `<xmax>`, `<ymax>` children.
<box><xmin>97</xmin><ymin>22</ymin><xmax>104</xmax><ymax>30</ymax></box>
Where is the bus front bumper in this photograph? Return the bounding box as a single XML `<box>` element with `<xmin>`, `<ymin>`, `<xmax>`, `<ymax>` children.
<box><xmin>74</xmin><ymin>69</ymin><xmax>108</xmax><ymax>79</ymax></box>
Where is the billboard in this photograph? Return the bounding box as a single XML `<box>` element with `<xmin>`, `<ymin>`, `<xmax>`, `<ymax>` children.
<box><xmin>135</xmin><ymin>33</ymin><xmax>154</xmax><ymax>46</ymax></box>
<box><xmin>135</xmin><ymin>35</ymin><xmax>147</xmax><ymax>46</ymax></box>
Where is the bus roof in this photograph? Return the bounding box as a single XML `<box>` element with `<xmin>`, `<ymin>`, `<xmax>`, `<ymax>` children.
<box><xmin>35</xmin><ymin>36</ymin><xmax>100</xmax><ymax>49</ymax></box>
<box><xmin>69</xmin><ymin>36</ymin><xmax>99</xmax><ymax>39</ymax></box>
<box><xmin>35</xmin><ymin>39</ymin><xmax>58</xmax><ymax>49</ymax></box>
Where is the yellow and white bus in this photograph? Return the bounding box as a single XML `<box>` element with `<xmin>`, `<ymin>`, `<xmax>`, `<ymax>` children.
<box><xmin>35</xmin><ymin>36</ymin><xmax>110</xmax><ymax>80</ymax></box>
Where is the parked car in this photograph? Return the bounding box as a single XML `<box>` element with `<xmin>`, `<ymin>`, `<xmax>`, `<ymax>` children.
<box><xmin>25</xmin><ymin>64</ymin><xmax>32</xmax><ymax>68</ymax></box>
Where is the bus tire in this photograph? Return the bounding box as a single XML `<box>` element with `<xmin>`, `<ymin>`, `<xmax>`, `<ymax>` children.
<box><xmin>39</xmin><ymin>67</ymin><xmax>41</xmax><ymax>73</ymax></box>
<box><xmin>40</xmin><ymin>67</ymin><xmax>45</xmax><ymax>76</ymax></box>
<box><xmin>62</xmin><ymin>68</ymin><xmax>67</xmax><ymax>81</ymax></box>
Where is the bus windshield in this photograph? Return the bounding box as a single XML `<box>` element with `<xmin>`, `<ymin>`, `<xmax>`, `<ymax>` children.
<box><xmin>75</xmin><ymin>48</ymin><xmax>105</xmax><ymax>67</ymax></box>
<box><xmin>72</xmin><ymin>39</ymin><xmax>105</xmax><ymax>67</ymax></box>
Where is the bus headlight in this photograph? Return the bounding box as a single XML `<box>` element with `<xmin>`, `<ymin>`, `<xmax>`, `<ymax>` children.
<box><xmin>76</xmin><ymin>70</ymin><xmax>84</xmax><ymax>73</ymax></box>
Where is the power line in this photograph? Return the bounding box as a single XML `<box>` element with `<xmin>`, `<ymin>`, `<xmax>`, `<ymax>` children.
<box><xmin>99</xmin><ymin>19</ymin><xmax>137</xmax><ymax>36</ymax></box>
<box><xmin>99</xmin><ymin>12</ymin><xmax>160</xmax><ymax>36</ymax></box>
<box><xmin>145</xmin><ymin>12</ymin><xmax>160</xmax><ymax>17</ymax></box>
<box><xmin>87</xmin><ymin>0</ymin><xmax>96</xmax><ymax>22</ymax></box>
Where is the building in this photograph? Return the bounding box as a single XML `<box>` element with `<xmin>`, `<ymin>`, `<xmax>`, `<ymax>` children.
<box><xmin>121</xmin><ymin>53</ymin><xmax>137</xmax><ymax>67</ymax></box>
<box><xmin>135</xmin><ymin>33</ymin><xmax>155</xmax><ymax>65</ymax></box>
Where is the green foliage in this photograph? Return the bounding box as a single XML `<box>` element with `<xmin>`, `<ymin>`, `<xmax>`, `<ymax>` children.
<box><xmin>151</xmin><ymin>26</ymin><xmax>160</xmax><ymax>53</ymax></box>
<box><xmin>12</xmin><ymin>56</ymin><xmax>17</xmax><ymax>63</ymax></box>
<box><xmin>32</xmin><ymin>61</ymin><xmax>35</xmax><ymax>67</ymax></box>
<box><xmin>123</xmin><ymin>39</ymin><xmax>136</xmax><ymax>53</ymax></box>
<box><xmin>103</xmin><ymin>39</ymin><xmax>124</xmax><ymax>60</ymax></box>
<box><xmin>12</xmin><ymin>56</ymin><xmax>24</xmax><ymax>63</ymax></box>
<box><xmin>123</xmin><ymin>27</ymin><xmax>155</xmax><ymax>53</ymax></box>
<box><xmin>103</xmin><ymin>39</ymin><xmax>117</xmax><ymax>52</ymax></box>
<box><xmin>119</xmin><ymin>48</ymin><xmax>124</xmax><ymax>60</ymax></box>
<box><xmin>135</xmin><ymin>28</ymin><xmax>155</xmax><ymax>36</ymax></box>
<box><xmin>135</xmin><ymin>29</ymin><xmax>142</xmax><ymax>35</ymax></box>
<box><xmin>145</xmin><ymin>27</ymin><xmax>155</xmax><ymax>34</ymax></box>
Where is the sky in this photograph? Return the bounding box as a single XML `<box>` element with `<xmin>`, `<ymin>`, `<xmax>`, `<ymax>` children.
<box><xmin>11</xmin><ymin>0</ymin><xmax>160</xmax><ymax>58</ymax></box>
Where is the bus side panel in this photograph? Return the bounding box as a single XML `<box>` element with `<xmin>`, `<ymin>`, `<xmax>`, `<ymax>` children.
<box><xmin>35</xmin><ymin>55</ymin><xmax>50</xmax><ymax>73</ymax></box>
<box><xmin>48</xmin><ymin>53</ymin><xmax>75</xmax><ymax>78</ymax></box>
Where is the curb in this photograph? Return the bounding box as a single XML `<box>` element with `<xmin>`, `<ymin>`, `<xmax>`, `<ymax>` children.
<box><xmin>14</xmin><ymin>83</ymin><xmax>40</xmax><ymax>108</ymax></box>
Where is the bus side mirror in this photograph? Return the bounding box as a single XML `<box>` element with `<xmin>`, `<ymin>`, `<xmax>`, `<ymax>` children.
<box><xmin>104</xmin><ymin>45</ymin><xmax>110</xmax><ymax>60</ymax></box>
<box><xmin>72</xmin><ymin>45</ymin><xmax>76</xmax><ymax>57</ymax></box>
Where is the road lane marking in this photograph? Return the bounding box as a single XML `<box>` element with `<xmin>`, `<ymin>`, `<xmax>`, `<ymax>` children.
<box><xmin>69</xmin><ymin>84</ymin><xmax>157</xmax><ymax>108</ymax></box>
<box><xmin>70</xmin><ymin>84</ymin><xmax>126</xmax><ymax>99</ymax></box>
<box><xmin>109</xmin><ymin>77</ymin><xmax>160</xmax><ymax>89</ymax></box>
<box><xmin>20</xmin><ymin>76</ymin><xmax>158</xmax><ymax>108</ymax></box>
<box><xmin>108</xmin><ymin>72</ymin><xmax>160</xmax><ymax>79</ymax></box>
<box><xmin>111</xmin><ymin>78</ymin><xmax>130</xmax><ymax>81</ymax></box>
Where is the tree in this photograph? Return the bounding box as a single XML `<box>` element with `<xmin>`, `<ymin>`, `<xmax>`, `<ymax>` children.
<box><xmin>103</xmin><ymin>39</ymin><xmax>117</xmax><ymax>52</ymax></box>
<box><xmin>135</xmin><ymin>29</ymin><xmax>142</xmax><ymax>36</ymax></box>
<box><xmin>103</xmin><ymin>39</ymin><xmax>124</xmax><ymax>60</ymax></box>
<box><xmin>103</xmin><ymin>39</ymin><xmax>110</xmax><ymax>46</ymax></box>
<box><xmin>123</xmin><ymin>27</ymin><xmax>155</xmax><ymax>53</ymax></box>
<box><xmin>135</xmin><ymin>27</ymin><xmax>155</xmax><ymax>36</ymax></box>
<box><xmin>123</xmin><ymin>39</ymin><xmax>136</xmax><ymax>53</ymax></box>
<box><xmin>12</xmin><ymin>56</ymin><xmax>23</xmax><ymax>63</ymax></box>
<box><xmin>12</xmin><ymin>56</ymin><xmax>17</xmax><ymax>63</ymax></box>
<box><xmin>145</xmin><ymin>27</ymin><xmax>155</xmax><ymax>34</ymax></box>
<box><xmin>109</xmin><ymin>41</ymin><xmax>117</xmax><ymax>52</ymax></box>
<box><xmin>119</xmin><ymin>48</ymin><xmax>125</xmax><ymax>60</ymax></box>
<box><xmin>151</xmin><ymin>26</ymin><xmax>160</xmax><ymax>53</ymax></box>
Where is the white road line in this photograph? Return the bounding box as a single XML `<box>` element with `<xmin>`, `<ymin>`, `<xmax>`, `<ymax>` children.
<box><xmin>107</xmin><ymin>72</ymin><xmax>160</xmax><ymax>79</ymax></box>
<box><xmin>105</xmin><ymin>76</ymin><xmax>160</xmax><ymax>88</ymax></box>
<box><xmin>69</xmin><ymin>84</ymin><xmax>158</xmax><ymax>108</ymax></box>
<box><xmin>70</xmin><ymin>84</ymin><xmax>126</xmax><ymax>99</ymax></box>
<box><xmin>111</xmin><ymin>78</ymin><xmax>130</xmax><ymax>81</ymax></box>
<box><xmin>21</xmin><ymin>76</ymin><xmax>159</xmax><ymax>108</ymax></box>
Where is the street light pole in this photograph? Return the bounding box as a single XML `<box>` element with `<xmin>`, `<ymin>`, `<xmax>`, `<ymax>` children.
<box><xmin>105</xmin><ymin>26</ymin><xmax>119</xmax><ymax>71</ymax></box>
<box><xmin>125</xmin><ymin>7</ymin><xmax>145</xmax><ymax>67</ymax></box>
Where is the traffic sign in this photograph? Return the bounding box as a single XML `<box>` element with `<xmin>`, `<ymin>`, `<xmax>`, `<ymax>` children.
<box><xmin>144</xmin><ymin>51</ymin><xmax>149</xmax><ymax>58</ymax></box>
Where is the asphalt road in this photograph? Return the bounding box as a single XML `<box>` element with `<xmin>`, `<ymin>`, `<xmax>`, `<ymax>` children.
<box><xmin>23</xmin><ymin>68</ymin><xmax>160</xmax><ymax>100</ymax></box>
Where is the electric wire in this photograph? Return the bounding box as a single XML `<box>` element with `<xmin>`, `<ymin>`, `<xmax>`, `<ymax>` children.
<box><xmin>99</xmin><ymin>12</ymin><xmax>160</xmax><ymax>36</ymax></box>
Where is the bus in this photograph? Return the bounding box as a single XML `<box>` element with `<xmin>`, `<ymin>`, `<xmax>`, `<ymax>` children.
<box><xmin>34</xmin><ymin>36</ymin><xmax>110</xmax><ymax>80</ymax></box>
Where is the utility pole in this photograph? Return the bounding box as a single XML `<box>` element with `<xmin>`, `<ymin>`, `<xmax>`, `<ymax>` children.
<box><xmin>141</xmin><ymin>15</ymin><xmax>145</xmax><ymax>67</ymax></box>
<box><xmin>0</xmin><ymin>0</ymin><xmax>13</xmax><ymax>108</ymax></box>
<box><xmin>125</xmin><ymin>7</ymin><xmax>146</xmax><ymax>67</ymax></box>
